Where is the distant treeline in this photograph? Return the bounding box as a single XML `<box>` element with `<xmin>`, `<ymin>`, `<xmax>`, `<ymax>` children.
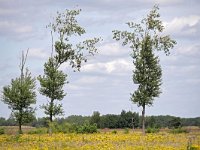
<box><xmin>0</xmin><ymin>110</ymin><xmax>200</xmax><ymax>129</ymax></box>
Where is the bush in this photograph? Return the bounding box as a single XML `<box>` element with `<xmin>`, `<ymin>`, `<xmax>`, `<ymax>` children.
<box><xmin>168</xmin><ymin>117</ymin><xmax>181</xmax><ymax>129</ymax></box>
<box><xmin>30</xmin><ymin>121</ymin><xmax>97</xmax><ymax>134</ymax></box>
<box><xmin>76</xmin><ymin>123</ymin><xmax>97</xmax><ymax>134</ymax></box>
<box><xmin>28</xmin><ymin>127</ymin><xmax>47</xmax><ymax>134</ymax></box>
<box><xmin>46</xmin><ymin>121</ymin><xmax>78</xmax><ymax>134</ymax></box>
<box><xmin>146</xmin><ymin>127</ymin><xmax>159</xmax><ymax>133</ymax></box>
<box><xmin>170</xmin><ymin>127</ymin><xmax>188</xmax><ymax>134</ymax></box>
<box><xmin>0</xmin><ymin>127</ymin><xmax>5</xmax><ymax>135</ymax></box>
<box><xmin>111</xmin><ymin>130</ymin><xmax>117</xmax><ymax>134</ymax></box>
<box><xmin>123</xmin><ymin>128</ymin><xmax>129</xmax><ymax>134</ymax></box>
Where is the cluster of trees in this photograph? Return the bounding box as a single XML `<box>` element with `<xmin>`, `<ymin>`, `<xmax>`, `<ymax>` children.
<box><xmin>1</xmin><ymin>9</ymin><xmax>100</xmax><ymax>134</ymax></box>
<box><xmin>1</xmin><ymin>5</ymin><xmax>177</xmax><ymax>134</ymax></box>
<box><xmin>1</xmin><ymin>111</ymin><xmax>200</xmax><ymax>129</ymax></box>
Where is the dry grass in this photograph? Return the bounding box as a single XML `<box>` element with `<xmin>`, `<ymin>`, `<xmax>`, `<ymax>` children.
<box><xmin>1</xmin><ymin>126</ymin><xmax>35</xmax><ymax>134</ymax></box>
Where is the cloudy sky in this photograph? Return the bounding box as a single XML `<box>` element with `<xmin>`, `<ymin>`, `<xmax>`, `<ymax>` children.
<box><xmin>0</xmin><ymin>0</ymin><xmax>200</xmax><ymax>119</ymax></box>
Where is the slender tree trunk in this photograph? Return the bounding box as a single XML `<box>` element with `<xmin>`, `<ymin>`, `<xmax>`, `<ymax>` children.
<box><xmin>49</xmin><ymin>99</ymin><xmax>53</xmax><ymax>122</ymax></box>
<box><xmin>18</xmin><ymin>113</ymin><xmax>22</xmax><ymax>134</ymax></box>
<box><xmin>50</xmin><ymin>113</ymin><xmax>53</xmax><ymax>122</ymax></box>
<box><xmin>132</xmin><ymin>117</ymin><xmax>134</xmax><ymax>131</ymax></box>
<box><xmin>19</xmin><ymin>123</ymin><xmax>22</xmax><ymax>134</ymax></box>
<box><xmin>18</xmin><ymin>51</ymin><xmax>27</xmax><ymax>134</ymax></box>
<box><xmin>48</xmin><ymin>99</ymin><xmax>53</xmax><ymax>135</ymax></box>
<box><xmin>142</xmin><ymin>105</ymin><xmax>145</xmax><ymax>135</ymax></box>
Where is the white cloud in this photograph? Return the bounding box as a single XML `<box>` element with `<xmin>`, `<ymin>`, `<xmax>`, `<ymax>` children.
<box><xmin>76</xmin><ymin>76</ymin><xmax>106</xmax><ymax>85</ymax></box>
<box><xmin>176</xmin><ymin>44</ymin><xmax>200</xmax><ymax>56</ymax></box>
<box><xmin>164</xmin><ymin>15</ymin><xmax>200</xmax><ymax>36</ymax></box>
<box><xmin>0</xmin><ymin>8</ymin><xmax>18</xmax><ymax>15</ymax></box>
<box><xmin>153</xmin><ymin>0</ymin><xmax>181</xmax><ymax>5</ymax></box>
<box><xmin>28</xmin><ymin>48</ymin><xmax>49</xmax><ymax>59</ymax></box>
<box><xmin>82</xmin><ymin>58</ymin><xmax>132</xmax><ymax>74</ymax></box>
<box><xmin>0</xmin><ymin>21</ymin><xmax>33</xmax><ymax>34</ymax></box>
<box><xmin>98</xmin><ymin>42</ymin><xmax>128</xmax><ymax>56</ymax></box>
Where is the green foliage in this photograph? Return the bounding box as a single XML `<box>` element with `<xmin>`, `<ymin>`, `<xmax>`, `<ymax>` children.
<box><xmin>90</xmin><ymin>111</ymin><xmax>100</xmax><ymax>128</ymax></box>
<box><xmin>64</xmin><ymin>115</ymin><xmax>90</xmax><ymax>126</ymax></box>
<box><xmin>27</xmin><ymin>127</ymin><xmax>47</xmax><ymax>134</ymax></box>
<box><xmin>131</xmin><ymin>35</ymin><xmax>162</xmax><ymax>107</ymax></box>
<box><xmin>119</xmin><ymin>110</ymin><xmax>139</xmax><ymax>129</ymax></box>
<box><xmin>1</xmin><ymin>51</ymin><xmax>36</xmax><ymax>133</ymax></box>
<box><xmin>76</xmin><ymin>123</ymin><xmax>98</xmax><ymax>134</ymax></box>
<box><xmin>38</xmin><ymin>57</ymin><xmax>66</xmax><ymax>122</ymax></box>
<box><xmin>2</xmin><ymin>70</ymin><xmax>36</xmax><ymax>125</ymax></box>
<box><xmin>38</xmin><ymin>8</ymin><xmax>100</xmax><ymax>124</ymax></box>
<box><xmin>187</xmin><ymin>146</ymin><xmax>198</xmax><ymax>150</ymax></box>
<box><xmin>113</xmin><ymin>5</ymin><xmax>176</xmax><ymax>134</ymax></box>
<box><xmin>145</xmin><ymin>127</ymin><xmax>159</xmax><ymax>133</ymax></box>
<box><xmin>170</xmin><ymin>127</ymin><xmax>188</xmax><ymax>134</ymax></box>
<box><xmin>48</xmin><ymin>9</ymin><xmax>100</xmax><ymax>71</ymax></box>
<box><xmin>49</xmin><ymin>122</ymin><xmax>77</xmax><ymax>133</ymax></box>
<box><xmin>0</xmin><ymin>127</ymin><xmax>5</xmax><ymax>135</ymax></box>
<box><xmin>100</xmin><ymin>114</ymin><xmax>120</xmax><ymax>129</ymax></box>
<box><xmin>123</xmin><ymin>128</ymin><xmax>129</xmax><ymax>134</ymax></box>
<box><xmin>181</xmin><ymin>117</ymin><xmax>200</xmax><ymax>126</ymax></box>
<box><xmin>111</xmin><ymin>130</ymin><xmax>117</xmax><ymax>134</ymax></box>
<box><xmin>168</xmin><ymin>117</ymin><xmax>182</xmax><ymax>129</ymax></box>
<box><xmin>99</xmin><ymin>111</ymin><xmax>139</xmax><ymax>129</ymax></box>
<box><xmin>31</xmin><ymin>117</ymin><xmax>49</xmax><ymax>127</ymax></box>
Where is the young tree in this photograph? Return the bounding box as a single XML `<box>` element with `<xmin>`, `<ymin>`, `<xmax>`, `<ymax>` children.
<box><xmin>38</xmin><ymin>57</ymin><xmax>66</xmax><ymax>122</ymax></box>
<box><xmin>38</xmin><ymin>8</ymin><xmax>100</xmax><ymax>123</ymax></box>
<box><xmin>113</xmin><ymin>5</ymin><xmax>176</xmax><ymax>134</ymax></box>
<box><xmin>1</xmin><ymin>50</ymin><xmax>36</xmax><ymax>134</ymax></box>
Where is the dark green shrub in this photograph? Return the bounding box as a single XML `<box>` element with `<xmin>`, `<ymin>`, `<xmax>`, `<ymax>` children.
<box><xmin>0</xmin><ymin>127</ymin><xmax>5</xmax><ymax>135</ymax></box>
<box><xmin>123</xmin><ymin>128</ymin><xmax>129</xmax><ymax>134</ymax></box>
<box><xmin>37</xmin><ymin>121</ymin><xmax>78</xmax><ymax>134</ymax></box>
<box><xmin>76</xmin><ymin>123</ymin><xmax>97</xmax><ymax>134</ymax></box>
<box><xmin>168</xmin><ymin>117</ymin><xmax>181</xmax><ymax>129</ymax></box>
<box><xmin>170</xmin><ymin>127</ymin><xmax>188</xmax><ymax>134</ymax></box>
<box><xmin>57</xmin><ymin>123</ymin><xmax>77</xmax><ymax>133</ymax></box>
<box><xmin>28</xmin><ymin>128</ymin><xmax>47</xmax><ymax>134</ymax></box>
<box><xmin>146</xmin><ymin>127</ymin><xmax>159</xmax><ymax>133</ymax></box>
<box><xmin>111</xmin><ymin>130</ymin><xmax>117</xmax><ymax>134</ymax></box>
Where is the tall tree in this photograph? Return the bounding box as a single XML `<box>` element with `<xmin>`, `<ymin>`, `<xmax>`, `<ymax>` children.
<box><xmin>113</xmin><ymin>5</ymin><xmax>176</xmax><ymax>134</ymax></box>
<box><xmin>1</xmin><ymin>50</ymin><xmax>36</xmax><ymax>134</ymax></box>
<box><xmin>38</xmin><ymin>8</ymin><xmax>100</xmax><ymax>123</ymax></box>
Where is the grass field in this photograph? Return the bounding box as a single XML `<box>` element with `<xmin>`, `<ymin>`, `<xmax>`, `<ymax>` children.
<box><xmin>0</xmin><ymin>127</ymin><xmax>200</xmax><ymax>150</ymax></box>
<box><xmin>0</xmin><ymin>126</ymin><xmax>35</xmax><ymax>135</ymax></box>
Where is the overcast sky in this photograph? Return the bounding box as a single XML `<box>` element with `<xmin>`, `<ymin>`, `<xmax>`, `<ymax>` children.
<box><xmin>0</xmin><ymin>0</ymin><xmax>200</xmax><ymax>119</ymax></box>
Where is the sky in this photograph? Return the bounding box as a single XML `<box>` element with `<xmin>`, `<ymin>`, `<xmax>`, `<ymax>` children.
<box><xmin>0</xmin><ymin>0</ymin><xmax>200</xmax><ymax>119</ymax></box>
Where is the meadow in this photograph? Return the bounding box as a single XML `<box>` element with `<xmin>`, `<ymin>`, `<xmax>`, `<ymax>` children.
<box><xmin>0</xmin><ymin>128</ymin><xmax>200</xmax><ymax>150</ymax></box>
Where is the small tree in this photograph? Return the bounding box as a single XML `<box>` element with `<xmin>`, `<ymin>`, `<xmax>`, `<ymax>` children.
<box><xmin>2</xmin><ymin>50</ymin><xmax>36</xmax><ymax>134</ymax></box>
<box><xmin>38</xmin><ymin>57</ymin><xmax>66</xmax><ymax>122</ymax></box>
<box><xmin>113</xmin><ymin>5</ymin><xmax>176</xmax><ymax>134</ymax></box>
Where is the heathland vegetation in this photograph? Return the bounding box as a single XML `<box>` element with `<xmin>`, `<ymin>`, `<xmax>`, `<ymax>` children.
<box><xmin>0</xmin><ymin>5</ymin><xmax>200</xmax><ymax>149</ymax></box>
